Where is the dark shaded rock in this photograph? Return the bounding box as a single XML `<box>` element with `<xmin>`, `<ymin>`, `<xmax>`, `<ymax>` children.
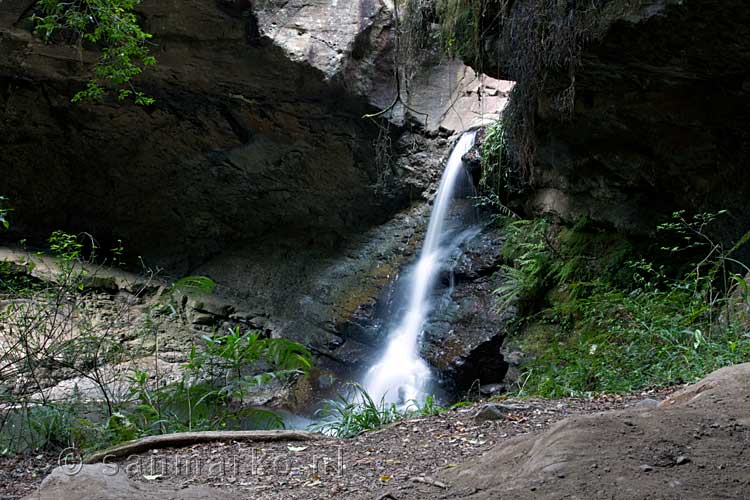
<box><xmin>466</xmin><ymin>0</ymin><xmax>750</xmax><ymax>247</ymax></box>
<box><xmin>423</xmin><ymin>274</ymin><xmax>515</xmax><ymax>393</ymax></box>
<box><xmin>0</xmin><ymin>0</ymin><xmax>405</xmax><ymax>270</ymax></box>
<box><xmin>418</xmin><ymin>224</ymin><xmax>513</xmax><ymax>393</ymax></box>
<box><xmin>479</xmin><ymin>383</ymin><xmax>507</xmax><ymax>397</ymax></box>
<box><xmin>499</xmin><ymin>339</ymin><xmax>530</xmax><ymax>389</ymax></box>
<box><xmin>451</xmin><ymin>228</ymin><xmax>505</xmax><ymax>281</ymax></box>
<box><xmin>474</xmin><ymin>402</ymin><xmax>531</xmax><ymax>421</ymax></box>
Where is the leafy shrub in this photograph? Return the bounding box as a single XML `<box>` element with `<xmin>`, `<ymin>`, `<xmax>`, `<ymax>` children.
<box><xmin>494</xmin><ymin>218</ymin><xmax>551</xmax><ymax>312</ymax></box>
<box><xmin>522</xmin><ymin>284</ymin><xmax>750</xmax><ymax>397</ymax></box>
<box><xmin>34</xmin><ymin>0</ymin><xmax>156</xmax><ymax>105</ymax></box>
<box><xmin>107</xmin><ymin>327</ymin><xmax>312</xmax><ymax>443</ymax></box>
<box><xmin>0</xmin><ymin>229</ymin><xmax>313</xmax><ymax>453</ymax></box>
<box><xmin>480</xmin><ymin>120</ymin><xmax>508</xmax><ymax>193</ymax></box>
<box><xmin>506</xmin><ymin>211</ymin><xmax>750</xmax><ymax>397</ymax></box>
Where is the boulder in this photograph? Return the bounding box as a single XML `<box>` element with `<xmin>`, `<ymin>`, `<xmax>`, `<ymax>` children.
<box><xmin>442</xmin><ymin>363</ymin><xmax>750</xmax><ymax>499</ymax></box>
<box><xmin>23</xmin><ymin>464</ymin><xmax>238</xmax><ymax>500</ymax></box>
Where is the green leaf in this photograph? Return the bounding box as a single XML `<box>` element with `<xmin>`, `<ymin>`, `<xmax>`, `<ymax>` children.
<box><xmin>171</xmin><ymin>276</ymin><xmax>216</xmax><ymax>295</ymax></box>
<box><xmin>34</xmin><ymin>0</ymin><xmax>156</xmax><ymax>105</ymax></box>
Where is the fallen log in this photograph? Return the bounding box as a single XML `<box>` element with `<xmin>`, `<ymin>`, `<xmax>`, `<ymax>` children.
<box><xmin>84</xmin><ymin>430</ymin><xmax>326</xmax><ymax>464</ymax></box>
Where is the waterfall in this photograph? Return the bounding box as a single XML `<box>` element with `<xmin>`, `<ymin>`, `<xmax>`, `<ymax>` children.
<box><xmin>362</xmin><ymin>131</ymin><xmax>478</xmax><ymax>405</ymax></box>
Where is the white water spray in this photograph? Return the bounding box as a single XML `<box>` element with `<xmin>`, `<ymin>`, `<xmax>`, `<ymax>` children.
<box><xmin>363</xmin><ymin>131</ymin><xmax>478</xmax><ymax>405</ymax></box>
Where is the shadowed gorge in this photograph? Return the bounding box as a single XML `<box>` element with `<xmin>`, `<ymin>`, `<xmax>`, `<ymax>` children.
<box><xmin>1</xmin><ymin>1</ymin><xmax>750</xmax><ymax>499</ymax></box>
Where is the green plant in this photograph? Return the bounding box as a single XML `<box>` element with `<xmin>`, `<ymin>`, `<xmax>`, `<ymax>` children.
<box><xmin>0</xmin><ymin>232</ymin><xmax>131</xmax><ymax>422</ymax></box>
<box><xmin>0</xmin><ymin>196</ymin><xmax>10</xmax><ymax>230</ymax></box>
<box><xmin>0</xmin><ymin>223</ymin><xmax>319</xmax><ymax>454</ymax></box>
<box><xmin>435</xmin><ymin>0</ymin><xmax>484</xmax><ymax>67</ymax></box>
<box><xmin>116</xmin><ymin>327</ymin><xmax>311</xmax><ymax>440</ymax></box>
<box><xmin>414</xmin><ymin>394</ymin><xmax>444</xmax><ymax>417</ymax></box>
<box><xmin>480</xmin><ymin>120</ymin><xmax>508</xmax><ymax>193</ymax></box>
<box><xmin>494</xmin><ymin>218</ymin><xmax>552</xmax><ymax>312</ymax></box>
<box><xmin>520</xmin><ymin>283</ymin><xmax>750</xmax><ymax>397</ymax></box>
<box><xmin>508</xmin><ymin>211</ymin><xmax>750</xmax><ymax>397</ymax></box>
<box><xmin>311</xmin><ymin>384</ymin><xmax>404</xmax><ymax>438</ymax></box>
<box><xmin>0</xmin><ymin>397</ymin><xmax>111</xmax><ymax>452</ymax></box>
<box><xmin>199</xmin><ymin>327</ymin><xmax>312</xmax><ymax>398</ymax></box>
<box><xmin>34</xmin><ymin>0</ymin><xmax>156</xmax><ymax>105</ymax></box>
<box><xmin>48</xmin><ymin>230</ymin><xmax>84</xmax><ymax>261</ymax></box>
<box><xmin>310</xmin><ymin>384</ymin><xmax>443</xmax><ymax>438</ymax></box>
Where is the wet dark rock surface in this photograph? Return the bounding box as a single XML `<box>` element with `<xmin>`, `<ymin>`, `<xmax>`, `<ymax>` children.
<box><xmin>422</xmin><ymin>224</ymin><xmax>511</xmax><ymax>395</ymax></box>
<box><xmin>423</xmin><ymin>275</ymin><xmax>515</xmax><ymax>396</ymax></box>
<box><xmin>332</xmin><ymin>220</ymin><xmax>512</xmax><ymax>396</ymax></box>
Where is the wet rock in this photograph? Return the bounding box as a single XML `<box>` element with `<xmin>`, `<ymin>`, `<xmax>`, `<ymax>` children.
<box><xmin>423</xmin><ymin>275</ymin><xmax>516</xmax><ymax>392</ymax></box>
<box><xmin>451</xmin><ymin>228</ymin><xmax>505</xmax><ymax>280</ymax></box>
<box><xmin>318</xmin><ymin>216</ymin><xmax>514</xmax><ymax>394</ymax></box>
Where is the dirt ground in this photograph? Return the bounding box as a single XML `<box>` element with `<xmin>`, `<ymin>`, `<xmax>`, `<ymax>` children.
<box><xmin>12</xmin><ymin>364</ymin><xmax>750</xmax><ymax>500</ymax></box>
<box><xmin>1</xmin><ymin>389</ymin><xmax>672</xmax><ymax>500</ymax></box>
<box><xmin>443</xmin><ymin>364</ymin><xmax>750</xmax><ymax>500</ymax></box>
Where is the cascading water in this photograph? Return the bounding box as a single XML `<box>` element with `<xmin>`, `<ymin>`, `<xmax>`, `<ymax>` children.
<box><xmin>362</xmin><ymin>131</ymin><xmax>478</xmax><ymax>405</ymax></box>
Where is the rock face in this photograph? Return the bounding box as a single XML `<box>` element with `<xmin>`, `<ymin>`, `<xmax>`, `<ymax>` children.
<box><xmin>1</xmin><ymin>0</ymin><xmax>404</xmax><ymax>270</ymax></box>
<box><xmin>442</xmin><ymin>363</ymin><xmax>750</xmax><ymax>499</ymax></box>
<box><xmin>422</xmin><ymin>226</ymin><xmax>512</xmax><ymax>394</ymax></box>
<box><xmin>0</xmin><ymin>0</ymin><xmax>515</xmax><ymax>367</ymax></box>
<box><xmin>468</xmin><ymin>0</ymin><xmax>750</xmax><ymax>241</ymax></box>
<box><xmin>0</xmin><ymin>0</ymin><xmax>510</xmax><ymax>268</ymax></box>
<box><xmin>337</xmin><ymin>220</ymin><xmax>513</xmax><ymax>396</ymax></box>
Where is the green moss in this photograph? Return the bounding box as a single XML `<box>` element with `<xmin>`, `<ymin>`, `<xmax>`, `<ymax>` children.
<box><xmin>434</xmin><ymin>0</ymin><xmax>484</xmax><ymax>67</ymax></box>
<box><xmin>551</xmin><ymin>218</ymin><xmax>635</xmax><ymax>290</ymax></box>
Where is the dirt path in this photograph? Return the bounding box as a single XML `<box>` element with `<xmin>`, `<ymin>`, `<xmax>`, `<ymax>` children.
<box><xmin>1</xmin><ymin>389</ymin><xmax>674</xmax><ymax>500</ymax></box>
<box><xmin>123</xmin><ymin>392</ymin><xmax>671</xmax><ymax>499</ymax></box>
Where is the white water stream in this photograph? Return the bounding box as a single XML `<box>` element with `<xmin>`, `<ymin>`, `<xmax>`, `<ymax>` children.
<box><xmin>362</xmin><ymin>131</ymin><xmax>478</xmax><ymax>405</ymax></box>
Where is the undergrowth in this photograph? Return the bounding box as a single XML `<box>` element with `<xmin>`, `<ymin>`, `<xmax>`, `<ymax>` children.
<box><xmin>0</xmin><ymin>223</ymin><xmax>312</xmax><ymax>454</ymax></box>
<box><xmin>310</xmin><ymin>384</ymin><xmax>443</xmax><ymax>438</ymax></box>
<box><xmin>497</xmin><ymin>211</ymin><xmax>750</xmax><ymax>397</ymax></box>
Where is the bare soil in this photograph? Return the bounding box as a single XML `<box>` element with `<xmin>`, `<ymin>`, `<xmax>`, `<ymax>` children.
<box><xmin>11</xmin><ymin>390</ymin><xmax>679</xmax><ymax>500</ymax></box>
<box><xmin>12</xmin><ymin>366</ymin><xmax>750</xmax><ymax>500</ymax></box>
